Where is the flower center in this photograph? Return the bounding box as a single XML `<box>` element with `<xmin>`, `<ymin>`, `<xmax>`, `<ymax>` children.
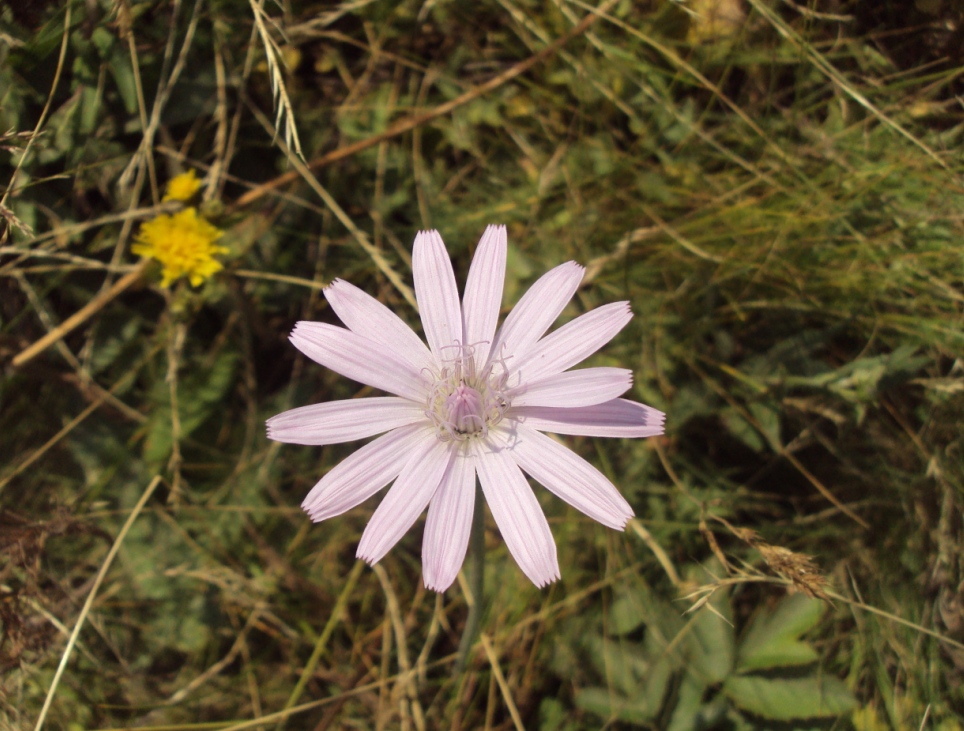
<box><xmin>426</xmin><ymin>343</ymin><xmax>510</xmax><ymax>441</ymax></box>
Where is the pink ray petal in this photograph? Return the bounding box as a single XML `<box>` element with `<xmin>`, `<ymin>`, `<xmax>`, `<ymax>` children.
<box><xmin>514</xmin><ymin>301</ymin><xmax>632</xmax><ymax>383</ymax></box>
<box><xmin>422</xmin><ymin>447</ymin><xmax>477</xmax><ymax>592</ymax></box>
<box><xmin>267</xmin><ymin>397</ymin><xmax>426</xmax><ymax>445</ymax></box>
<box><xmin>510</xmin><ymin>398</ymin><xmax>666</xmax><ymax>438</ymax></box>
<box><xmin>509</xmin><ymin>367</ymin><xmax>633</xmax><ymax>408</ymax></box>
<box><xmin>290</xmin><ymin>322</ymin><xmax>427</xmax><ymax>402</ymax></box>
<box><xmin>325</xmin><ymin>279</ymin><xmax>436</xmax><ymax>373</ymax></box>
<box><xmin>499</xmin><ymin>423</ymin><xmax>633</xmax><ymax>529</ymax></box>
<box><xmin>489</xmin><ymin>261</ymin><xmax>584</xmax><ymax>366</ymax></box>
<box><xmin>356</xmin><ymin>436</ymin><xmax>456</xmax><ymax>565</ymax></box>
<box><xmin>302</xmin><ymin>424</ymin><xmax>435</xmax><ymax>522</ymax></box>
<box><xmin>461</xmin><ymin>224</ymin><xmax>507</xmax><ymax>370</ymax></box>
<box><xmin>413</xmin><ymin>230</ymin><xmax>462</xmax><ymax>362</ymax></box>
<box><xmin>476</xmin><ymin>438</ymin><xmax>560</xmax><ymax>587</ymax></box>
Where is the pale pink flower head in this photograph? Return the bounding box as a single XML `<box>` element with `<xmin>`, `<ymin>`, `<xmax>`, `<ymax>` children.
<box><xmin>267</xmin><ymin>226</ymin><xmax>665</xmax><ymax>591</ymax></box>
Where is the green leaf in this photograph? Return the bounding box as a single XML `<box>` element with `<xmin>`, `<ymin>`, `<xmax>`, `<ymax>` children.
<box><xmin>608</xmin><ymin>591</ymin><xmax>647</xmax><ymax>635</ymax></box>
<box><xmin>586</xmin><ymin>637</ymin><xmax>651</xmax><ymax>696</ymax></box>
<box><xmin>666</xmin><ymin>672</ymin><xmax>708</xmax><ymax>731</ymax></box>
<box><xmin>538</xmin><ymin>697</ymin><xmax>581</xmax><ymax>731</ymax></box>
<box><xmin>685</xmin><ymin>590</ymin><xmax>735</xmax><ymax>684</ymax></box>
<box><xmin>723</xmin><ymin>675</ymin><xmax>856</xmax><ymax>720</ymax></box>
<box><xmin>576</xmin><ymin>687</ymin><xmax>659</xmax><ymax>725</ymax></box>
<box><xmin>143</xmin><ymin>350</ymin><xmax>238</xmax><ymax>465</ymax></box>
<box><xmin>721</xmin><ymin>406</ymin><xmax>765</xmax><ymax>452</ymax></box>
<box><xmin>736</xmin><ymin>594</ymin><xmax>823</xmax><ymax>673</ymax></box>
<box><xmin>108</xmin><ymin>44</ymin><xmax>138</xmax><ymax>115</ymax></box>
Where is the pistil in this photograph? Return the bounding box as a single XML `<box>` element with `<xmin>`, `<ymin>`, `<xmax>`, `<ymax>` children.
<box><xmin>426</xmin><ymin>343</ymin><xmax>510</xmax><ymax>441</ymax></box>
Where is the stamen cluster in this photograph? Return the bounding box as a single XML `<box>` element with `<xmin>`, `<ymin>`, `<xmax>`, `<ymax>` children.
<box><xmin>425</xmin><ymin>343</ymin><xmax>509</xmax><ymax>441</ymax></box>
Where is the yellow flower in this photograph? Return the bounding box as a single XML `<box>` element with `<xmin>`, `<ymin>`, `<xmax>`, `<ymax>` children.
<box><xmin>162</xmin><ymin>170</ymin><xmax>202</xmax><ymax>202</ymax></box>
<box><xmin>133</xmin><ymin>208</ymin><xmax>227</xmax><ymax>287</ymax></box>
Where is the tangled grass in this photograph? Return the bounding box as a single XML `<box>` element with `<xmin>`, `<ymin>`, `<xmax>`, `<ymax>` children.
<box><xmin>2</xmin><ymin>0</ymin><xmax>963</xmax><ymax>728</ymax></box>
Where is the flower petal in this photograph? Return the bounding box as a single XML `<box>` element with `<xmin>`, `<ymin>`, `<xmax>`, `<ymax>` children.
<box><xmin>514</xmin><ymin>301</ymin><xmax>632</xmax><ymax>383</ymax></box>
<box><xmin>476</xmin><ymin>438</ymin><xmax>560</xmax><ymax>587</ymax></box>
<box><xmin>302</xmin><ymin>425</ymin><xmax>435</xmax><ymax>522</ymax></box>
<box><xmin>267</xmin><ymin>397</ymin><xmax>427</xmax><ymax>445</ymax></box>
<box><xmin>290</xmin><ymin>322</ymin><xmax>427</xmax><ymax>402</ymax></box>
<box><xmin>356</xmin><ymin>436</ymin><xmax>456</xmax><ymax>565</ymax></box>
<box><xmin>509</xmin><ymin>367</ymin><xmax>633</xmax><ymax>408</ymax></box>
<box><xmin>325</xmin><ymin>279</ymin><xmax>436</xmax><ymax>373</ymax></box>
<box><xmin>413</xmin><ymin>230</ymin><xmax>462</xmax><ymax>361</ymax></box>
<box><xmin>489</xmin><ymin>261</ymin><xmax>584</xmax><ymax>366</ymax></box>
<box><xmin>510</xmin><ymin>398</ymin><xmax>666</xmax><ymax>438</ymax></box>
<box><xmin>461</xmin><ymin>225</ymin><xmax>507</xmax><ymax>370</ymax></box>
<box><xmin>500</xmin><ymin>423</ymin><xmax>633</xmax><ymax>529</ymax></box>
<box><xmin>422</xmin><ymin>447</ymin><xmax>477</xmax><ymax>592</ymax></box>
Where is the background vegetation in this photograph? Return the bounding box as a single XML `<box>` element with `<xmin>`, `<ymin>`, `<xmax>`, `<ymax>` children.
<box><xmin>2</xmin><ymin>0</ymin><xmax>963</xmax><ymax>728</ymax></box>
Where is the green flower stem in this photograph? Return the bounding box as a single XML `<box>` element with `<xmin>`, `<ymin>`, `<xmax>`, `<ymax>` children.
<box><xmin>454</xmin><ymin>485</ymin><xmax>485</xmax><ymax>675</ymax></box>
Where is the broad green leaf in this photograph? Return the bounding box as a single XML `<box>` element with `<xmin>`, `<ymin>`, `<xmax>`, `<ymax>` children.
<box><xmin>666</xmin><ymin>672</ymin><xmax>707</xmax><ymax>731</ymax></box>
<box><xmin>639</xmin><ymin>652</ymin><xmax>676</xmax><ymax>719</ymax></box>
<box><xmin>608</xmin><ymin>591</ymin><xmax>647</xmax><ymax>635</ymax></box>
<box><xmin>37</xmin><ymin>91</ymin><xmax>80</xmax><ymax>164</ymax></box>
<box><xmin>723</xmin><ymin>675</ymin><xmax>856</xmax><ymax>720</ymax></box>
<box><xmin>586</xmin><ymin>636</ymin><xmax>650</xmax><ymax>696</ymax></box>
<box><xmin>78</xmin><ymin>83</ymin><xmax>101</xmax><ymax>135</ymax></box>
<box><xmin>576</xmin><ymin>687</ymin><xmax>660</xmax><ymax>725</ymax></box>
<box><xmin>736</xmin><ymin>593</ymin><xmax>823</xmax><ymax>673</ymax></box>
<box><xmin>143</xmin><ymin>350</ymin><xmax>238</xmax><ymax>464</ymax></box>
<box><xmin>721</xmin><ymin>406</ymin><xmax>765</xmax><ymax>452</ymax></box>
<box><xmin>538</xmin><ymin>697</ymin><xmax>581</xmax><ymax>731</ymax></box>
<box><xmin>90</xmin><ymin>25</ymin><xmax>113</xmax><ymax>58</ymax></box>
<box><xmin>108</xmin><ymin>44</ymin><xmax>138</xmax><ymax>115</ymax></box>
<box><xmin>685</xmin><ymin>590</ymin><xmax>735</xmax><ymax>684</ymax></box>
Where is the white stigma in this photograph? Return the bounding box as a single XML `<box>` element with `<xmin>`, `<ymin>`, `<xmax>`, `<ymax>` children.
<box><xmin>426</xmin><ymin>343</ymin><xmax>510</xmax><ymax>441</ymax></box>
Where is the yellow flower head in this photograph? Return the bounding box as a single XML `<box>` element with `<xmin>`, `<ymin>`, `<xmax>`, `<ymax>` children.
<box><xmin>133</xmin><ymin>208</ymin><xmax>227</xmax><ymax>287</ymax></box>
<box><xmin>162</xmin><ymin>170</ymin><xmax>203</xmax><ymax>202</ymax></box>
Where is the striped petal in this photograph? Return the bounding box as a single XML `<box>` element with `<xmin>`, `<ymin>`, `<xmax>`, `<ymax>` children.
<box><xmin>413</xmin><ymin>230</ymin><xmax>462</xmax><ymax>362</ymax></box>
<box><xmin>356</xmin><ymin>436</ymin><xmax>456</xmax><ymax>565</ymax></box>
<box><xmin>267</xmin><ymin>397</ymin><xmax>426</xmax><ymax>445</ymax></box>
<box><xmin>501</xmin><ymin>423</ymin><xmax>633</xmax><ymax>529</ymax></box>
<box><xmin>509</xmin><ymin>367</ymin><xmax>633</xmax><ymax>408</ymax></box>
<box><xmin>477</xmin><ymin>438</ymin><xmax>559</xmax><ymax>587</ymax></box>
<box><xmin>514</xmin><ymin>301</ymin><xmax>632</xmax><ymax>383</ymax></box>
<box><xmin>301</xmin><ymin>425</ymin><xmax>435</xmax><ymax>522</ymax></box>
<box><xmin>290</xmin><ymin>322</ymin><xmax>427</xmax><ymax>402</ymax></box>
<box><xmin>422</xmin><ymin>447</ymin><xmax>477</xmax><ymax>592</ymax></box>
<box><xmin>509</xmin><ymin>398</ymin><xmax>666</xmax><ymax>438</ymax></box>
<box><xmin>489</xmin><ymin>261</ymin><xmax>584</xmax><ymax>367</ymax></box>
<box><xmin>325</xmin><ymin>279</ymin><xmax>436</xmax><ymax>374</ymax></box>
<box><xmin>461</xmin><ymin>225</ymin><xmax>507</xmax><ymax>370</ymax></box>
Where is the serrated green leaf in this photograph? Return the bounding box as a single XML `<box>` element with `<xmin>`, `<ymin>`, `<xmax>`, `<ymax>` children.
<box><xmin>736</xmin><ymin>594</ymin><xmax>823</xmax><ymax>673</ymax></box>
<box><xmin>723</xmin><ymin>675</ymin><xmax>856</xmax><ymax>720</ymax></box>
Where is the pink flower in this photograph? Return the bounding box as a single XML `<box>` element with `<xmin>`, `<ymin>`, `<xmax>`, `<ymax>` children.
<box><xmin>267</xmin><ymin>226</ymin><xmax>665</xmax><ymax>591</ymax></box>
